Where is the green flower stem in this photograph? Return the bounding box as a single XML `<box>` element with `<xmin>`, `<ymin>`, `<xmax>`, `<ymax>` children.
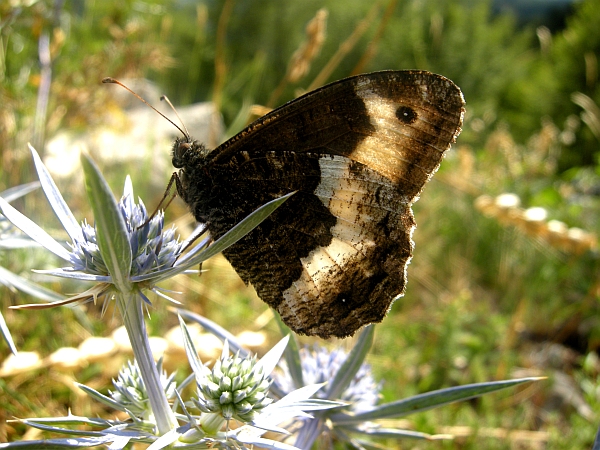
<box><xmin>117</xmin><ymin>292</ymin><xmax>178</xmax><ymax>434</ymax></box>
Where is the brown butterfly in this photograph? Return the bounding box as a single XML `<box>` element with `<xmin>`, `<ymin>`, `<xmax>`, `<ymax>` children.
<box><xmin>170</xmin><ymin>70</ymin><xmax>465</xmax><ymax>339</ymax></box>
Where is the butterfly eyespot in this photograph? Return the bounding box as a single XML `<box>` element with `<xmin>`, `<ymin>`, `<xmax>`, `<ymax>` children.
<box><xmin>396</xmin><ymin>105</ymin><xmax>418</xmax><ymax>124</ymax></box>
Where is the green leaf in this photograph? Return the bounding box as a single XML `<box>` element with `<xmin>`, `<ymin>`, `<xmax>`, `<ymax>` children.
<box><xmin>592</xmin><ymin>424</ymin><xmax>600</xmax><ymax>450</ymax></box>
<box><xmin>81</xmin><ymin>153</ymin><xmax>132</xmax><ymax>293</ymax></box>
<box><xmin>0</xmin><ymin>266</ymin><xmax>64</xmax><ymax>302</ymax></box>
<box><xmin>339</xmin><ymin>425</ymin><xmax>446</xmax><ymax>440</ymax></box>
<box><xmin>29</xmin><ymin>145</ymin><xmax>82</xmax><ymax>242</ymax></box>
<box><xmin>235</xmin><ymin>435</ymin><xmax>301</xmax><ymax>450</ymax></box>
<box><xmin>178</xmin><ymin>315</ymin><xmax>205</xmax><ymax>378</ymax></box>
<box><xmin>0</xmin><ymin>181</ymin><xmax>39</xmax><ymax>203</ymax></box>
<box><xmin>175</xmin><ymin>192</ymin><xmax>295</xmax><ymax>270</ymax></box>
<box><xmin>276</xmin><ymin>314</ymin><xmax>304</xmax><ymax>391</ymax></box>
<box><xmin>256</xmin><ymin>335</ymin><xmax>289</xmax><ymax>376</ymax></box>
<box><xmin>0</xmin><ymin>197</ymin><xmax>72</xmax><ymax>261</ymax></box>
<box><xmin>75</xmin><ymin>383</ymin><xmax>127</xmax><ymax>413</ymax></box>
<box><xmin>333</xmin><ymin>377</ymin><xmax>542</xmax><ymax>423</ymax></box>
<box><xmin>148</xmin><ymin>192</ymin><xmax>295</xmax><ymax>283</ymax></box>
<box><xmin>0</xmin><ymin>436</ymin><xmax>117</xmax><ymax>449</ymax></box>
<box><xmin>326</xmin><ymin>325</ymin><xmax>374</xmax><ymax>400</ymax></box>
<box><xmin>146</xmin><ymin>427</ymin><xmax>182</xmax><ymax>450</ymax></box>
<box><xmin>0</xmin><ymin>308</ymin><xmax>16</xmax><ymax>355</ymax></box>
<box><xmin>177</xmin><ymin>309</ymin><xmax>250</xmax><ymax>358</ymax></box>
<box><xmin>17</xmin><ymin>417</ymin><xmax>114</xmax><ymax>435</ymax></box>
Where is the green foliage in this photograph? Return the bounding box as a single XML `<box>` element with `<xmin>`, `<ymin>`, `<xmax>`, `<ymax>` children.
<box><xmin>158</xmin><ymin>0</ymin><xmax>546</xmax><ymax>136</ymax></box>
<box><xmin>550</xmin><ymin>0</ymin><xmax>600</xmax><ymax>168</ymax></box>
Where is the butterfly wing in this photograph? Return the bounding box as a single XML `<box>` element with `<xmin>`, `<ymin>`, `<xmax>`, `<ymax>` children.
<box><xmin>180</xmin><ymin>70</ymin><xmax>465</xmax><ymax>338</ymax></box>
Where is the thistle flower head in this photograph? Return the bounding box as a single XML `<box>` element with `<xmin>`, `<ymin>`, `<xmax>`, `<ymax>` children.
<box><xmin>109</xmin><ymin>359</ymin><xmax>177</xmax><ymax>421</ymax></box>
<box><xmin>67</xmin><ymin>191</ymin><xmax>182</xmax><ymax>277</ymax></box>
<box><xmin>273</xmin><ymin>344</ymin><xmax>381</xmax><ymax>414</ymax></box>
<box><xmin>194</xmin><ymin>350</ymin><xmax>273</xmax><ymax>422</ymax></box>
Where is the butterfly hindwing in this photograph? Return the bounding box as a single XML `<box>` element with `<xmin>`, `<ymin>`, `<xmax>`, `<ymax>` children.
<box><xmin>173</xmin><ymin>70</ymin><xmax>465</xmax><ymax>338</ymax></box>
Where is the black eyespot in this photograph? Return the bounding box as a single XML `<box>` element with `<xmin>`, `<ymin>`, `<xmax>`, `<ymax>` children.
<box><xmin>396</xmin><ymin>105</ymin><xmax>417</xmax><ymax>124</ymax></box>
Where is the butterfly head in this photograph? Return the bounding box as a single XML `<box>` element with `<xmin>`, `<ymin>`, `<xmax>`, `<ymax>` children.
<box><xmin>171</xmin><ymin>136</ymin><xmax>210</xmax><ymax>169</ymax></box>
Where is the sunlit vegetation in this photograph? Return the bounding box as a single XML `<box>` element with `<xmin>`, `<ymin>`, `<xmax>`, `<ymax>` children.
<box><xmin>1</xmin><ymin>0</ymin><xmax>599</xmax><ymax>447</ymax></box>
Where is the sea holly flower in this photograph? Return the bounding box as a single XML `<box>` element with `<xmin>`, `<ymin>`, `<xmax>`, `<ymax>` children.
<box><xmin>74</xmin><ymin>358</ymin><xmax>178</xmax><ymax>435</ymax></box>
<box><xmin>274</xmin><ymin>344</ymin><xmax>381</xmax><ymax>415</ymax></box>
<box><xmin>107</xmin><ymin>359</ymin><xmax>177</xmax><ymax>421</ymax></box>
<box><xmin>0</xmin><ymin>144</ymin><xmax>293</xmax><ymax>441</ymax></box>
<box><xmin>160</xmin><ymin>320</ymin><xmax>343</xmax><ymax>450</ymax></box>
<box><xmin>193</xmin><ymin>342</ymin><xmax>274</xmax><ymax>422</ymax></box>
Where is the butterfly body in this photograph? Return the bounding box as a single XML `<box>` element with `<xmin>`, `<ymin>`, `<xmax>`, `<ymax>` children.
<box><xmin>172</xmin><ymin>70</ymin><xmax>465</xmax><ymax>338</ymax></box>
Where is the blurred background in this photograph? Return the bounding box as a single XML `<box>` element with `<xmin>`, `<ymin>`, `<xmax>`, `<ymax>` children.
<box><xmin>1</xmin><ymin>0</ymin><xmax>599</xmax><ymax>448</ymax></box>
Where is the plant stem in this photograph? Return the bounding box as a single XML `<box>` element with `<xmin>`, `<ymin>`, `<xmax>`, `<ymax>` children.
<box><xmin>117</xmin><ymin>292</ymin><xmax>178</xmax><ymax>434</ymax></box>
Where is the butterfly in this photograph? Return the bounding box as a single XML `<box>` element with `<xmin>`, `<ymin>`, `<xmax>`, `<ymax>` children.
<box><xmin>171</xmin><ymin>71</ymin><xmax>465</xmax><ymax>338</ymax></box>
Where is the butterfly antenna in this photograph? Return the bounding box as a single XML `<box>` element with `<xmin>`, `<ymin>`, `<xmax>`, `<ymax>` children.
<box><xmin>102</xmin><ymin>77</ymin><xmax>189</xmax><ymax>139</ymax></box>
<box><xmin>160</xmin><ymin>95</ymin><xmax>190</xmax><ymax>138</ymax></box>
